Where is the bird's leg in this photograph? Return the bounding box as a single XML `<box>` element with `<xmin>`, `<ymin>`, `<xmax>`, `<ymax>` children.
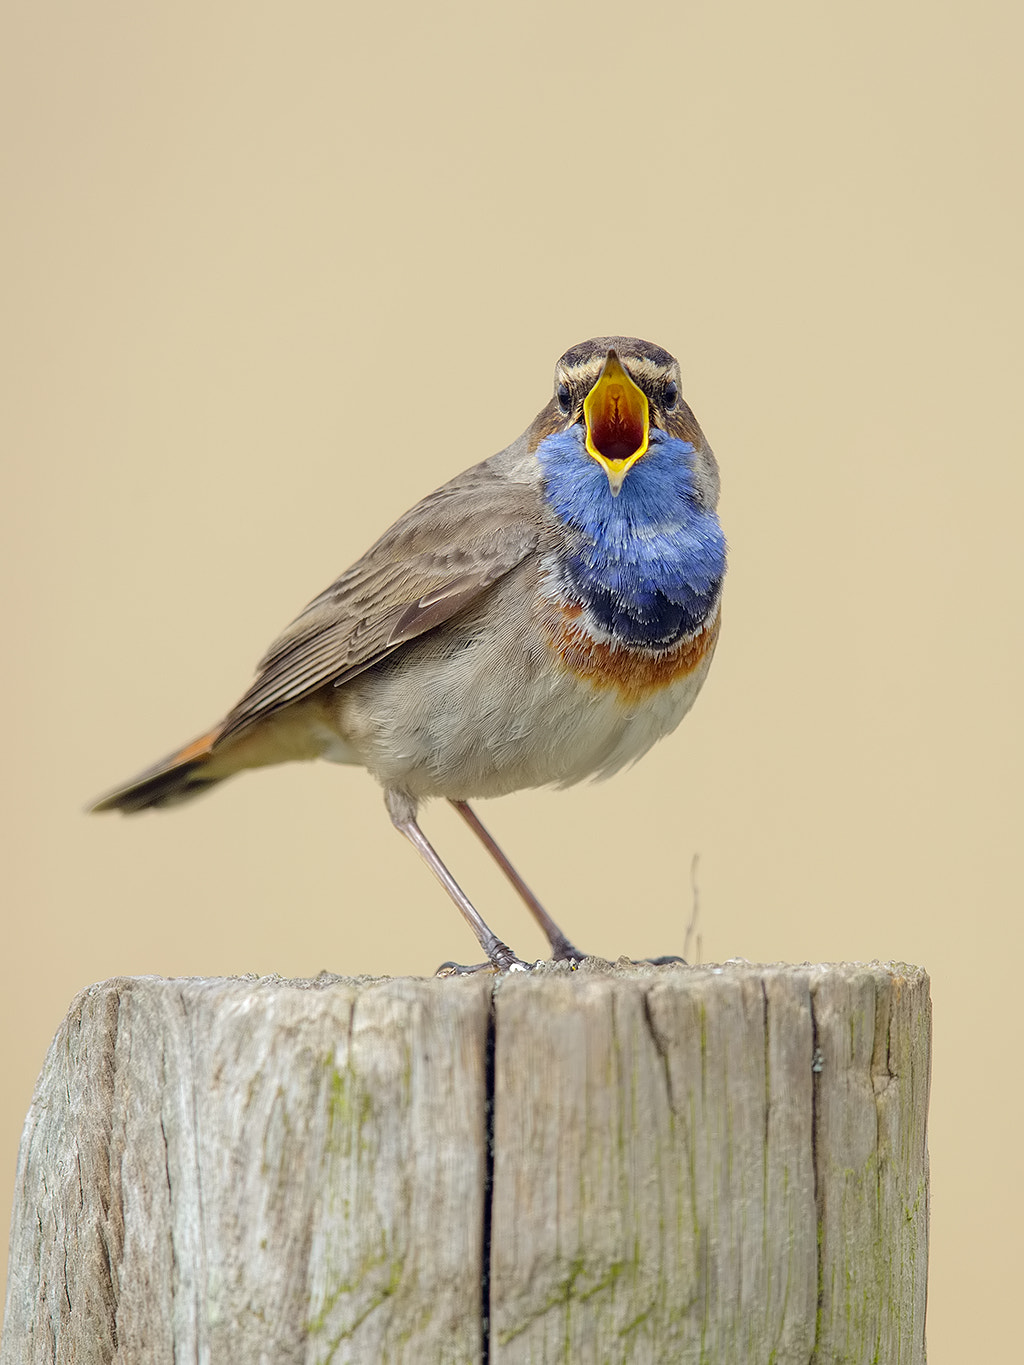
<box><xmin>449</xmin><ymin>800</ymin><xmax>586</xmax><ymax>963</ymax></box>
<box><xmin>385</xmin><ymin>790</ymin><xmax>531</xmax><ymax>974</ymax></box>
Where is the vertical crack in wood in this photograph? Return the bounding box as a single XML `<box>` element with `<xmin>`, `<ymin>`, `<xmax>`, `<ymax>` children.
<box><xmin>873</xmin><ymin>981</ymin><xmax>893</xmax><ymax>1365</ymax></box>
<box><xmin>761</xmin><ymin>978</ymin><xmax>770</xmax><ymax>1173</ymax></box>
<box><xmin>158</xmin><ymin>1037</ymin><xmax>176</xmax><ymax>1336</ymax></box>
<box><xmin>760</xmin><ymin>977</ymin><xmax>774</xmax><ymax>1358</ymax></box>
<box><xmin>640</xmin><ymin>984</ymin><xmax>676</xmax><ymax>1118</ymax></box>
<box><xmin>808</xmin><ymin>983</ymin><xmax>823</xmax><ymax>1365</ymax></box>
<box><xmin>98</xmin><ymin>983</ymin><xmax>124</xmax><ymax>1349</ymax></box>
<box><xmin>185</xmin><ymin>993</ymin><xmax>209</xmax><ymax>1350</ymax></box>
<box><xmin>481</xmin><ymin>983</ymin><xmax>497</xmax><ymax>1365</ymax></box>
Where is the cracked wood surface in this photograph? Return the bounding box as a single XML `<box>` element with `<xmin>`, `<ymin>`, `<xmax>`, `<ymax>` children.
<box><xmin>1</xmin><ymin>962</ymin><xmax>929</xmax><ymax>1364</ymax></box>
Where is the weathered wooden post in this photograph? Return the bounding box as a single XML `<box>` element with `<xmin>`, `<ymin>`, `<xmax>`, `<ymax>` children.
<box><xmin>1</xmin><ymin>961</ymin><xmax>929</xmax><ymax>1364</ymax></box>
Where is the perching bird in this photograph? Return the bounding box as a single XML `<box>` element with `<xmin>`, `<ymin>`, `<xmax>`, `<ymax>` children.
<box><xmin>92</xmin><ymin>337</ymin><xmax>727</xmax><ymax>972</ymax></box>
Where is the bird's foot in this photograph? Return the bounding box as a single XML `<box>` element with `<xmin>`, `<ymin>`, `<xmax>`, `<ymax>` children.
<box><xmin>641</xmin><ymin>954</ymin><xmax>688</xmax><ymax>966</ymax></box>
<box><xmin>435</xmin><ymin>938</ymin><xmax>533</xmax><ymax>977</ymax></box>
<box><xmin>435</xmin><ymin>959</ymin><xmax>494</xmax><ymax>977</ymax></box>
<box><xmin>549</xmin><ymin>935</ymin><xmax>588</xmax><ymax>964</ymax></box>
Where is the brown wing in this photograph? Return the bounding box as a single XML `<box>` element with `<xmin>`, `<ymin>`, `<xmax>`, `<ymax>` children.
<box><xmin>217</xmin><ymin>463</ymin><xmax>542</xmax><ymax>743</ymax></box>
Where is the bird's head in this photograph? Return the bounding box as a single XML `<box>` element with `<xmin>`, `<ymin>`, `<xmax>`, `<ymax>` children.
<box><xmin>530</xmin><ymin>337</ymin><xmax>716</xmax><ymax>501</ymax></box>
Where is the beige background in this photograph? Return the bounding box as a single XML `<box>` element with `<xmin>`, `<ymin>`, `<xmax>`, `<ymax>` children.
<box><xmin>2</xmin><ymin>1</ymin><xmax>1021</xmax><ymax>1355</ymax></box>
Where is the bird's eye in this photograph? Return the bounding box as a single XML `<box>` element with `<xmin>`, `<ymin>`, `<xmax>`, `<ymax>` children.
<box><xmin>663</xmin><ymin>381</ymin><xmax>678</xmax><ymax>410</ymax></box>
<box><xmin>556</xmin><ymin>382</ymin><xmax>572</xmax><ymax>414</ymax></box>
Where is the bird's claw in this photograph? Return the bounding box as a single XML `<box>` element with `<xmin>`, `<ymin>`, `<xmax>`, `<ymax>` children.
<box><xmin>434</xmin><ymin>944</ymin><xmax>534</xmax><ymax>977</ymax></box>
<box><xmin>434</xmin><ymin>959</ymin><xmax>496</xmax><ymax>977</ymax></box>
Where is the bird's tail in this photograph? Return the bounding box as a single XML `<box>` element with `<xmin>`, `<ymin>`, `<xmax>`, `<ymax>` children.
<box><xmin>90</xmin><ymin>726</ymin><xmax>227</xmax><ymax>813</ymax></box>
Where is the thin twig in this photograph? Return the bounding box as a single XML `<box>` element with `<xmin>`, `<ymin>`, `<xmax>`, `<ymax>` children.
<box><xmin>683</xmin><ymin>853</ymin><xmax>702</xmax><ymax>965</ymax></box>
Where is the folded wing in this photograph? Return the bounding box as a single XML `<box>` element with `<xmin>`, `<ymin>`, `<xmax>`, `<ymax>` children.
<box><xmin>218</xmin><ymin>465</ymin><xmax>542</xmax><ymax>743</ymax></box>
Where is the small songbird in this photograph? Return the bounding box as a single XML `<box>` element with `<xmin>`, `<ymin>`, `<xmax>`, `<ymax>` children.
<box><xmin>92</xmin><ymin>338</ymin><xmax>727</xmax><ymax>972</ymax></box>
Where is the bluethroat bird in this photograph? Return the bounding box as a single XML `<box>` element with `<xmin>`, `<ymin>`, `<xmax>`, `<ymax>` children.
<box><xmin>92</xmin><ymin>338</ymin><xmax>727</xmax><ymax>972</ymax></box>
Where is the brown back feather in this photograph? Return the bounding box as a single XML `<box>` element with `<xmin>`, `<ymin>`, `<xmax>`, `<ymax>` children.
<box><xmin>217</xmin><ymin>462</ymin><xmax>542</xmax><ymax>743</ymax></box>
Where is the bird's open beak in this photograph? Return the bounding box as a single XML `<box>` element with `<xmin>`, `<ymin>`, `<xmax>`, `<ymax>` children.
<box><xmin>583</xmin><ymin>350</ymin><xmax>650</xmax><ymax>496</ymax></box>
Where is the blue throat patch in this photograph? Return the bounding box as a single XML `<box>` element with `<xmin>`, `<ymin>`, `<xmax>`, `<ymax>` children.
<box><xmin>537</xmin><ymin>426</ymin><xmax>727</xmax><ymax>648</ymax></box>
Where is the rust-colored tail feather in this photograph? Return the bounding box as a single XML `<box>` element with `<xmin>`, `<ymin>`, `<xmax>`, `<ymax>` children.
<box><xmin>90</xmin><ymin>727</ymin><xmax>224</xmax><ymax>814</ymax></box>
